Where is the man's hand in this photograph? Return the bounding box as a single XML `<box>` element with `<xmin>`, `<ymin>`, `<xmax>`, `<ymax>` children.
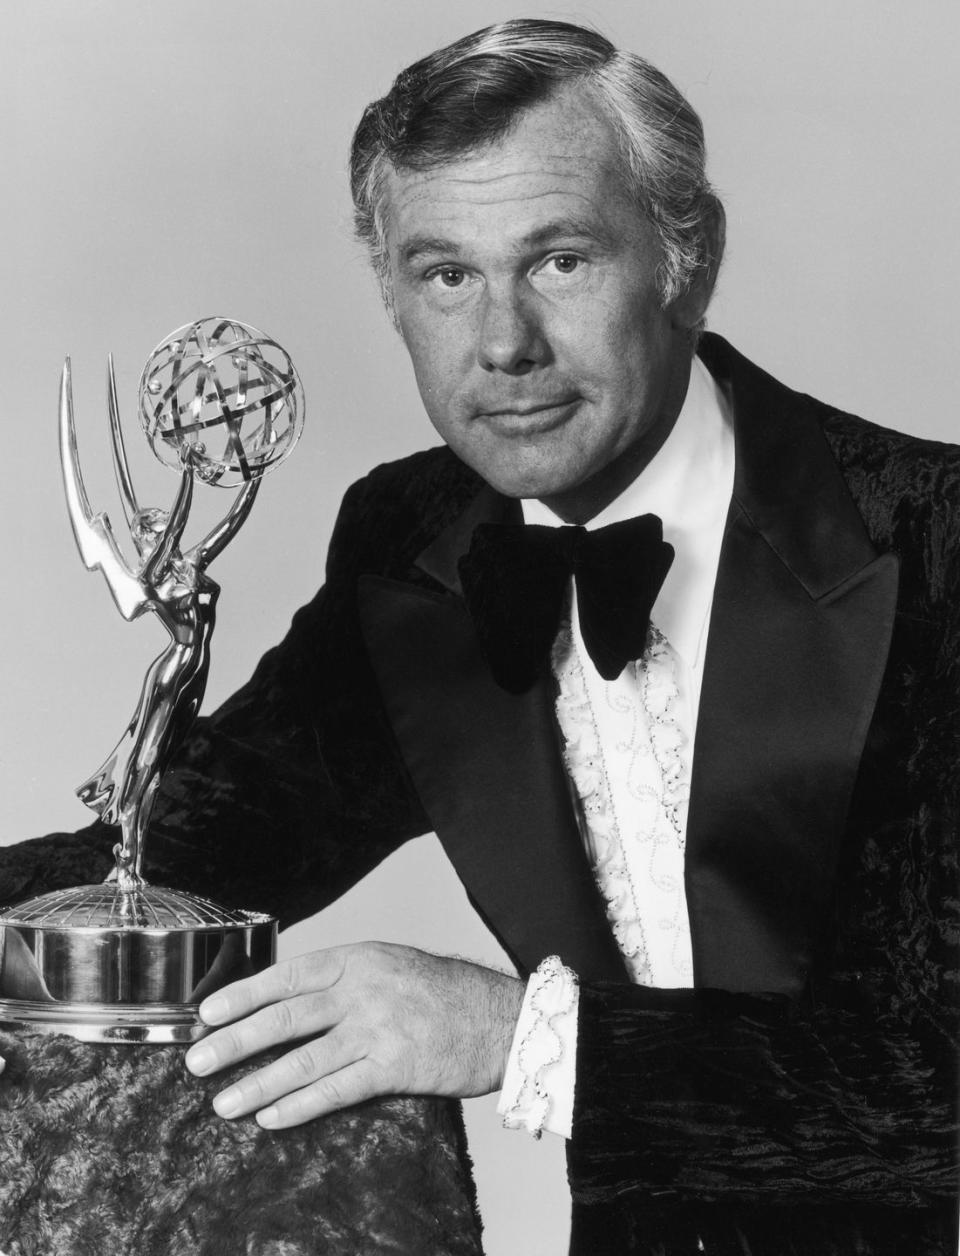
<box><xmin>184</xmin><ymin>942</ymin><xmax>524</xmax><ymax>1129</ymax></box>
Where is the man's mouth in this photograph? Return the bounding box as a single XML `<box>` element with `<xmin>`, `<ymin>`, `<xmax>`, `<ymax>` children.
<box><xmin>477</xmin><ymin>398</ymin><xmax>580</xmax><ymax>432</ymax></box>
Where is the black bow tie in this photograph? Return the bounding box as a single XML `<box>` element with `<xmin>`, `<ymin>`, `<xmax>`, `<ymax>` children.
<box><xmin>458</xmin><ymin>516</ymin><xmax>674</xmax><ymax>693</ymax></box>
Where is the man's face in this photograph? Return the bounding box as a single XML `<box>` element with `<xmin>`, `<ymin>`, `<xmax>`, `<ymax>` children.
<box><xmin>384</xmin><ymin>85</ymin><xmax>713</xmax><ymax>522</ymax></box>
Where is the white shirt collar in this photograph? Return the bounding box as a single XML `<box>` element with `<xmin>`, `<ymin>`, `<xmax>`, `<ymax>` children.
<box><xmin>521</xmin><ymin>356</ymin><xmax>734</xmax><ymax>670</ymax></box>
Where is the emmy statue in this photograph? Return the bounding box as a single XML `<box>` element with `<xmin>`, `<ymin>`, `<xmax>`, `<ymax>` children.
<box><xmin>0</xmin><ymin>319</ymin><xmax>483</xmax><ymax>1255</ymax></box>
<box><xmin>0</xmin><ymin>316</ymin><xmax>306</xmax><ymax>1043</ymax></box>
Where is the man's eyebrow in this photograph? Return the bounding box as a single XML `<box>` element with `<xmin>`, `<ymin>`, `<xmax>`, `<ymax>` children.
<box><xmin>519</xmin><ymin>218</ymin><xmax>614</xmax><ymax>250</ymax></box>
<box><xmin>398</xmin><ymin>237</ymin><xmax>461</xmax><ymax>266</ymax></box>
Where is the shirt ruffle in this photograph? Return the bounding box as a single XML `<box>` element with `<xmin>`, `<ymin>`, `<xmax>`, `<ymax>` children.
<box><xmin>551</xmin><ymin>618</ymin><xmax>692</xmax><ymax>987</ymax></box>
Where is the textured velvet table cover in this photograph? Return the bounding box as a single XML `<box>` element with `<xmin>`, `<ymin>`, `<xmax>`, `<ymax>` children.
<box><xmin>0</xmin><ymin>1028</ymin><xmax>483</xmax><ymax>1255</ymax></box>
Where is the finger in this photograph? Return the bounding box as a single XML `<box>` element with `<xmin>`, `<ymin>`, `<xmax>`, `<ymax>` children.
<box><xmin>185</xmin><ymin>990</ymin><xmax>338</xmax><ymax>1077</ymax></box>
<box><xmin>256</xmin><ymin>1058</ymin><xmax>387</xmax><ymax>1130</ymax></box>
<box><xmin>197</xmin><ymin>950</ymin><xmax>346</xmax><ymax>1026</ymax></box>
<box><xmin>209</xmin><ymin>1030</ymin><xmax>360</xmax><ymax>1120</ymax></box>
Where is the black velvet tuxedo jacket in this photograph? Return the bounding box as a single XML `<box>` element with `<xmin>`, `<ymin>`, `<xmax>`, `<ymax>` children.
<box><xmin>6</xmin><ymin>335</ymin><xmax>959</xmax><ymax>1254</ymax></box>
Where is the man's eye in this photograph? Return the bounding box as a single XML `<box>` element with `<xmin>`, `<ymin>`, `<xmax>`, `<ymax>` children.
<box><xmin>550</xmin><ymin>254</ymin><xmax>580</xmax><ymax>274</ymax></box>
<box><xmin>429</xmin><ymin>267</ymin><xmax>467</xmax><ymax>288</ymax></box>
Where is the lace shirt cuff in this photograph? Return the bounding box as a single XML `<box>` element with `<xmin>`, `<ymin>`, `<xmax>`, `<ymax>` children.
<box><xmin>496</xmin><ymin>955</ymin><xmax>579</xmax><ymax>1139</ymax></box>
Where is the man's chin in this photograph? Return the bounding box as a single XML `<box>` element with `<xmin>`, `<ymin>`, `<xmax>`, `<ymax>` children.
<box><xmin>481</xmin><ymin>471</ymin><xmax>582</xmax><ymax>503</ymax></box>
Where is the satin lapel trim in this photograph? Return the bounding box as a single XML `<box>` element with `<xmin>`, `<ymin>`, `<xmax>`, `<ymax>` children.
<box><xmin>358</xmin><ymin>564</ymin><xmax>628</xmax><ymax>983</ymax></box>
<box><xmin>687</xmin><ymin>340</ymin><xmax>899</xmax><ymax>993</ymax></box>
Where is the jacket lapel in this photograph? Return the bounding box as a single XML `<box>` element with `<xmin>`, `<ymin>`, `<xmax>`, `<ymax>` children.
<box><xmin>358</xmin><ymin>486</ymin><xmax>628</xmax><ymax>982</ymax></box>
<box><xmin>687</xmin><ymin>339</ymin><xmax>899</xmax><ymax>993</ymax></box>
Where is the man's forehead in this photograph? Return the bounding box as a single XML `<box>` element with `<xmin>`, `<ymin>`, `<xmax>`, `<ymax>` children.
<box><xmin>382</xmin><ymin>88</ymin><xmax>630</xmax><ymax>242</ymax></box>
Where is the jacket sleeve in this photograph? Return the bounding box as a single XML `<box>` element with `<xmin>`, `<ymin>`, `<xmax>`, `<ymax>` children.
<box><xmin>570</xmin><ymin>927</ymin><xmax>958</xmax><ymax>1209</ymax></box>
<box><xmin>0</xmin><ymin>475</ymin><xmax>431</xmax><ymax>927</ymax></box>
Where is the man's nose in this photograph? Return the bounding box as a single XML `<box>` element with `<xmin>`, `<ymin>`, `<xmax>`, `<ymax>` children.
<box><xmin>476</xmin><ymin>286</ymin><xmax>548</xmax><ymax>374</ymax></box>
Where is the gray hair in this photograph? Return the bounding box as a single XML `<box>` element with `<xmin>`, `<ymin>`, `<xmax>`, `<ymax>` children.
<box><xmin>349</xmin><ymin>18</ymin><xmax>724</xmax><ymax>313</ymax></box>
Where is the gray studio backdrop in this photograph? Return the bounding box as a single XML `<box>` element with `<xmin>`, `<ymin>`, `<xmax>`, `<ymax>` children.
<box><xmin>2</xmin><ymin>2</ymin><xmax>957</xmax><ymax>1253</ymax></box>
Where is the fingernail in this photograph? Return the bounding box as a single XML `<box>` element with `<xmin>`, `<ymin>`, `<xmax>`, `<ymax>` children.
<box><xmin>185</xmin><ymin>1044</ymin><xmax>215</xmax><ymax>1075</ymax></box>
<box><xmin>213</xmin><ymin>1086</ymin><xmax>243</xmax><ymax>1118</ymax></box>
<box><xmin>257</xmin><ymin>1106</ymin><xmax>280</xmax><ymax>1128</ymax></box>
<box><xmin>200</xmin><ymin>994</ymin><xmax>228</xmax><ymax>1023</ymax></box>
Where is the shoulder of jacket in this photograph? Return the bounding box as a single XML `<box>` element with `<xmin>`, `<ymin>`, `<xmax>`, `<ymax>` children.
<box><xmin>817</xmin><ymin>408</ymin><xmax>960</xmax><ymax>595</ymax></box>
<box><xmin>329</xmin><ymin>446</ymin><xmax>484</xmax><ymax>579</ymax></box>
<box><xmin>820</xmin><ymin>407</ymin><xmax>960</xmax><ymax>468</ymax></box>
<box><xmin>820</xmin><ymin>409</ymin><xmax>960</xmax><ymax>520</ymax></box>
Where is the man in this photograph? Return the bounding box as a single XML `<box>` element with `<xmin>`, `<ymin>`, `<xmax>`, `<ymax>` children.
<box><xmin>2</xmin><ymin>19</ymin><xmax>957</xmax><ymax>1254</ymax></box>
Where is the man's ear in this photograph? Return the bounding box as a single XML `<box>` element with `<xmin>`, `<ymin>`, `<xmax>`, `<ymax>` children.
<box><xmin>669</xmin><ymin>196</ymin><xmax>726</xmax><ymax>331</ymax></box>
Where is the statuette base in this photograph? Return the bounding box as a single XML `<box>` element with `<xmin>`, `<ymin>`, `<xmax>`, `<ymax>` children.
<box><xmin>0</xmin><ymin>998</ymin><xmax>209</xmax><ymax>1043</ymax></box>
<box><xmin>0</xmin><ymin>883</ymin><xmax>276</xmax><ymax>1044</ymax></box>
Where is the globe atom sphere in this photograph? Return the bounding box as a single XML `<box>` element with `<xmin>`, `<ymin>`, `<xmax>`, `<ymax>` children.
<box><xmin>138</xmin><ymin>317</ymin><xmax>304</xmax><ymax>488</ymax></box>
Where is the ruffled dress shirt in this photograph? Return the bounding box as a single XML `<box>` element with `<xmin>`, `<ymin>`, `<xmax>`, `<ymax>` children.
<box><xmin>497</xmin><ymin>356</ymin><xmax>735</xmax><ymax>1138</ymax></box>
